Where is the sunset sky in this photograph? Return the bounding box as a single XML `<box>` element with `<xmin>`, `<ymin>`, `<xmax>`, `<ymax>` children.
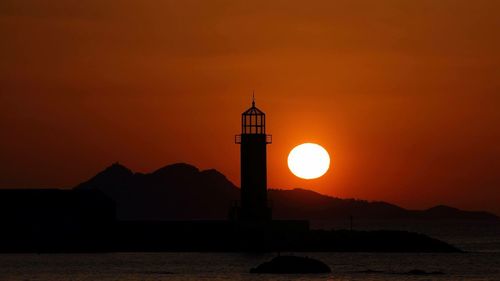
<box><xmin>1</xmin><ymin>0</ymin><xmax>499</xmax><ymax>214</ymax></box>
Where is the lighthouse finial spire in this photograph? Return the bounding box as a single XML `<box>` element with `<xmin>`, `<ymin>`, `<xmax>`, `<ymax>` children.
<box><xmin>252</xmin><ymin>90</ymin><xmax>255</xmax><ymax>107</ymax></box>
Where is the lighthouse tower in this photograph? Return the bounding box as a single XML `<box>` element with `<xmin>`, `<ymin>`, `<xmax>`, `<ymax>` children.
<box><xmin>234</xmin><ymin>97</ymin><xmax>272</xmax><ymax>221</ymax></box>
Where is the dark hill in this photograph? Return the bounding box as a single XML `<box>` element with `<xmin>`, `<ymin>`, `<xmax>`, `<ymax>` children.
<box><xmin>75</xmin><ymin>163</ymin><xmax>498</xmax><ymax>221</ymax></box>
<box><xmin>76</xmin><ymin>163</ymin><xmax>238</xmax><ymax>220</ymax></box>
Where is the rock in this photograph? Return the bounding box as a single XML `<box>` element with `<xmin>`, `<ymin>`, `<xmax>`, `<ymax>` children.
<box><xmin>250</xmin><ymin>255</ymin><xmax>331</xmax><ymax>274</ymax></box>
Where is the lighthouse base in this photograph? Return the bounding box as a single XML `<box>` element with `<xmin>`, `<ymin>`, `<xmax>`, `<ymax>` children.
<box><xmin>228</xmin><ymin>205</ymin><xmax>272</xmax><ymax>222</ymax></box>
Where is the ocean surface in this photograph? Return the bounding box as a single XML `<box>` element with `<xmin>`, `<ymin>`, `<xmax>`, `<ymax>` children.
<box><xmin>1</xmin><ymin>220</ymin><xmax>499</xmax><ymax>281</ymax></box>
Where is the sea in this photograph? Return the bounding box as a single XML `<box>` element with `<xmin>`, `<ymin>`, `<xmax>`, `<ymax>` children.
<box><xmin>1</xmin><ymin>219</ymin><xmax>499</xmax><ymax>281</ymax></box>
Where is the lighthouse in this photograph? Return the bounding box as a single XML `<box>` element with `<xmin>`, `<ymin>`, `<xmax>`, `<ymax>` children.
<box><xmin>234</xmin><ymin>97</ymin><xmax>272</xmax><ymax>221</ymax></box>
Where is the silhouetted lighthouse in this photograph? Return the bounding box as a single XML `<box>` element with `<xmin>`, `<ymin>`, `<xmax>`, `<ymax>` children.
<box><xmin>235</xmin><ymin>97</ymin><xmax>272</xmax><ymax>221</ymax></box>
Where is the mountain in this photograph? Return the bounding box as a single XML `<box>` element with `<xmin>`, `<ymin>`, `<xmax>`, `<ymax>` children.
<box><xmin>76</xmin><ymin>163</ymin><xmax>238</xmax><ymax>220</ymax></box>
<box><xmin>75</xmin><ymin>163</ymin><xmax>499</xmax><ymax>221</ymax></box>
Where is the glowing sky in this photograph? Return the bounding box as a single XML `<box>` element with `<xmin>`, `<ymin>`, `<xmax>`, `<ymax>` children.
<box><xmin>1</xmin><ymin>0</ymin><xmax>499</xmax><ymax>214</ymax></box>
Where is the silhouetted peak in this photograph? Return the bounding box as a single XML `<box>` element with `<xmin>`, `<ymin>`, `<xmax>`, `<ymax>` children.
<box><xmin>152</xmin><ymin>163</ymin><xmax>200</xmax><ymax>176</ymax></box>
<box><xmin>74</xmin><ymin>162</ymin><xmax>133</xmax><ymax>190</ymax></box>
<box><xmin>103</xmin><ymin>162</ymin><xmax>133</xmax><ymax>175</ymax></box>
<box><xmin>201</xmin><ymin>169</ymin><xmax>228</xmax><ymax>181</ymax></box>
<box><xmin>92</xmin><ymin>162</ymin><xmax>133</xmax><ymax>179</ymax></box>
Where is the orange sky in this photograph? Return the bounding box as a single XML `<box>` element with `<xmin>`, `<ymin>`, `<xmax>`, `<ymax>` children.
<box><xmin>1</xmin><ymin>0</ymin><xmax>499</xmax><ymax>214</ymax></box>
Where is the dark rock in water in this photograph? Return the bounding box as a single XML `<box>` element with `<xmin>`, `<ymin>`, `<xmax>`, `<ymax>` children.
<box><xmin>250</xmin><ymin>256</ymin><xmax>331</xmax><ymax>274</ymax></box>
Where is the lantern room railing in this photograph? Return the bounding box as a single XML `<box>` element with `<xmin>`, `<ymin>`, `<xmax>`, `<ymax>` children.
<box><xmin>235</xmin><ymin>134</ymin><xmax>272</xmax><ymax>144</ymax></box>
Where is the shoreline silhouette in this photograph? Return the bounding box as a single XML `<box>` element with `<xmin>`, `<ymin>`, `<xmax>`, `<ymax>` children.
<box><xmin>1</xmin><ymin>162</ymin><xmax>496</xmax><ymax>253</ymax></box>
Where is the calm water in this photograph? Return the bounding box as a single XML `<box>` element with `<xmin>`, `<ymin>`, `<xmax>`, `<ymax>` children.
<box><xmin>1</xmin><ymin>252</ymin><xmax>499</xmax><ymax>281</ymax></box>
<box><xmin>1</xmin><ymin>220</ymin><xmax>499</xmax><ymax>281</ymax></box>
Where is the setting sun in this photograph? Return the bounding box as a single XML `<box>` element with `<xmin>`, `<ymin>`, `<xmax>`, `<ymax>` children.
<box><xmin>287</xmin><ymin>143</ymin><xmax>330</xmax><ymax>180</ymax></box>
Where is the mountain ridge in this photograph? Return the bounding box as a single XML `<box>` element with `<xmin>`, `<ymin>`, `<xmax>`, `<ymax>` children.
<box><xmin>75</xmin><ymin>162</ymin><xmax>499</xmax><ymax>221</ymax></box>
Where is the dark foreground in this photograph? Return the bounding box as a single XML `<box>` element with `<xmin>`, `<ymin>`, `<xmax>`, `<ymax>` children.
<box><xmin>0</xmin><ymin>189</ymin><xmax>461</xmax><ymax>253</ymax></box>
<box><xmin>0</xmin><ymin>219</ymin><xmax>460</xmax><ymax>253</ymax></box>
